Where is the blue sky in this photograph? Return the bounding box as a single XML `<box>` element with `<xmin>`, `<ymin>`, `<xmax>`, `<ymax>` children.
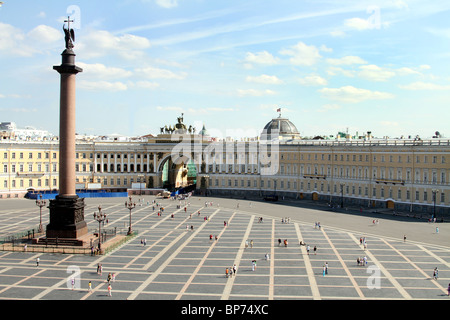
<box><xmin>0</xmin><ymin>0</ymin><xmax>449</xmax><ymax>138</ymax></box>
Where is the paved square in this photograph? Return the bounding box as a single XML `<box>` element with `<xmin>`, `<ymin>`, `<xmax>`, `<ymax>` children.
<box><xmin>0</xmin><ymin>196</ymin><xmax>449</xmax><ymax>300</ymax></box>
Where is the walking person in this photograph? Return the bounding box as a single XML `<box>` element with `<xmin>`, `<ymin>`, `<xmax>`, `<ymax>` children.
<box><xmin>447</xmin><ymin>283</ymin><xmax>450</xmax><ymax>296</ymax></box>
<box><xmin>36</xmin><ymin>257</ymin><xmax>40</xmax><ymax>267</ymax></box>
<box><xmin>306</xmin><ymin>245</ymin><xmax>310</xmax><ymax>255</ymax></box>
<box><xmin>433</xmin><ymin>267</ymin><xmax>439</xmax><ymax>280</ymax></box>
<box><xmin>107</xmin><ymin>284</ymin><xmax>112</xmax><ymax>297</ymax></box>
<box><xmin>88</xmin><ymin>281</ymin><xmax>92</xmax><ymax>292</ymax></box>
<box><xmin>313</xmin><ymin>246</ymin><xmax>317</xmax><ymax>255</ymax></box>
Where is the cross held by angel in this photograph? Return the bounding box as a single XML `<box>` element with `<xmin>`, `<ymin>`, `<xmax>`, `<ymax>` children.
<box><xmin>63</xmin><ymin>16</ymin><xmax>76</xmax><ymax>50</ymax></box>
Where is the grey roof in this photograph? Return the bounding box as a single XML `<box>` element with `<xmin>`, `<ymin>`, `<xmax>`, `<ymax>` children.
<box><xmin>262</xmin><ymin>117</ymin><xmax>300</xmax><ymax>138</ymax></box>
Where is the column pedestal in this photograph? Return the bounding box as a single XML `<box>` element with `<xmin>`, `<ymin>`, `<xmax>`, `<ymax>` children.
<box><xmin>46</xmin><ymin>195</ymin><xmax>88</xmax><ymax>239</ymax></box>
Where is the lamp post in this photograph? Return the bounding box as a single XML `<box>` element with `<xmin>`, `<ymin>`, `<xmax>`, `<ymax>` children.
<box><xmin>93</xmin><ymin>205</ymin><xmax>107</xmax><ymax>250</ymax></box>
<box><xmin>138</xmin><ymin>174</ymin><xmax>145</xmax><ymax>197</ymax></box>
<box><xmin>125</xmin><ymin>196</ymin><xmax>136</xmax><ymax>235</ymax></box>
<box><xmin>432</xmin><ymin>189</ymin><xmax>439</xmax><ymax>221</ymax></box>
<box><xmin>36</xmin><ymin>194</ymin><xmax>46</xmax><ymax>233</ymax></box>
<box><xmin>340</xmin><ymin>182</ymin><xmax>345</xmax><ymax>209</ymax></box>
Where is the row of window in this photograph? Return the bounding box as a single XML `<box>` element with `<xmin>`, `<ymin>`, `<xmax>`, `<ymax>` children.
<box><xmin>3</xmin><ymin>163</ymin><xmax>57</xmax><ymax>173</ymax></box>
<box><xmin>209</xmin><ymin>178</ymin><xmax>447</xmax><ymax>203</ymax></box>
<box><xmin>281</xmin><ymin>152</ymin><xmax>447</xmax><ymax>164</ymax></box>
<box><xmin>3</xmin><ymin>152</ymin><xmax>57</xmax><ymax>160</ymax></box>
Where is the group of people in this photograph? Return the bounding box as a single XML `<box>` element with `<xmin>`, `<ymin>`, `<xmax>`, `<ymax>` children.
<box><xmin>89</xmin><ymin>264</ymin><xmax>115</xmax><ymax>296</ymax></box>
<box><xmin>225</xmin><ymin>264</ymin><xmax>237</xmax><ymax>278</ymax></box>
<box><xmin>277</xmin><ymin>238</ymin><xmax>289</xmax><ymax>247</ymax></box>
<box><xmin>281</xmin><ymin>217</ymin><xmax>291</xmax><ymax>224</ymax></box>
<box><xmin>356</xmin><ymin>256</ymin><xmax>368</xmax><ymax>266</ymax></box>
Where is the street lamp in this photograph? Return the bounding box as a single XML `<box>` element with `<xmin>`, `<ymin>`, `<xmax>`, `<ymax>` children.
<box><xmin>432</xmin><ymin>189</ymin><xmax>439</xmax><ymax>221</ymax></box>
<box><xmin>340</xmin><ymin>182</ymin><xmax>345</xmax><ymax>209</ymax></box>
<box><xmin>138</xmin><ymin>174</ymin><xmax>145</xmax><ymax>197</ymax></box>
<box><xmin>125</xmin><ymin>196</ymin><xmax>136</xmax><ymax>235</ymax></box>
<box><xmin>35</xmin><ymin>194</ymin><xmax>46</xmax><ymax>233</ymax></box>
<box><xmin>93</xmin><ymin>205</ymin><xmax>107</xmax><ymax>250</ymax></box>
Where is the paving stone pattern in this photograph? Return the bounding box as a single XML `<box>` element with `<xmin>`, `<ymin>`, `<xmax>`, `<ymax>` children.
<box><xmin>0</xmin><ymin>197</ymin><xmax>449</xmax><ymax>300</ymax></box>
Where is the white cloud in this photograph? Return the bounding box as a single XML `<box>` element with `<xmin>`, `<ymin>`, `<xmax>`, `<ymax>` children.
<box><xmin>319</xmin><ymin>86</ymin><xmax>394</xmax><ymax>103</ymax></box>
<box><xmin>135</xmin><ymin>66</ymin><xmax>187</xmax><ymax>80</ymax></box>
<box><xmin>246</xmin><ymin>74</ymin><xmax>283</xmax><ymax>84</ymax></box>
<box><xmin>132</xmin><ymin>81</ymin><xmax>160</xmax><ymax>89</ymax></box>
<box><xmin>344</xmin><ymin>17</ymin><xmax>374</xmax><ymax>31</ymax></box>
<box><xmin>77</xmin><ymin>30</ymin><xmax>151</xmax><ymax>59</ymax></box>
<box><xmin>398</xmin><ymin>81</ymin><xmax>450</xmax><ymax>90</ymax></box>
<box><xmin>319</xmin><ymin>45</ymin><xmax>333</xmax><ymax>53</ymax></box>
<box><xmin>155</xmin><ymin>0</ymin><xmax>178</xmax><ymax>8</ymax></box>
<box><xmin>326</xmin><ymin>55</ymin><xmax>367</xmax><ymax>65</ymax></box>
<box><xmin>298</xmin><ymin>75</ymin><xmax>328</xmax><ymax>86</ymax></box>
<box><xmin>326</xmin><ymin>62</ymin><xmax>424</xmax><ymax>82</ymax></box>
<box><xmin>358</xmin><ymin>64</ymin><xmax>396</xmax><ymax>82</ymax></box>
<box><xmin>79</xmin><ymin>80</ymin><xmax>128</xmax><ymax>92</ymax></box>
<box><xmin>237</xmin><ymin>89</ymin><xmax>276</xmax><ymax>97</ymax></box>
<box><xmin>244</xmin><ymin>51</ymin><xmax>279</xmax><ymax>65</ymax></box>
<box><xmin>330</xmin><ymin>30</ymin><xmax>346</xmax><ymax>37</ymax></box>
<box><xmin>27</xmin><ymin>25</ymin><xmax>61</xmax><ymax>44</ymax></box>
<box><xmin>77</xmin><ymin>62</ymin><xmax>133</xmax><ymax>79</ymax></box>
<box><xmin>326</xmin><ymin>66</ymin><xmax>356</xmax><ymax>78</ymax></box>
<box><xmin>279</xmin><ymin>41</ymin><xmax>322</xmax><ymax>66</ymax></box>
<box><xmin>395</xmin><ymin>67</ymin><xmax>422</xmax><ymax>76</ymax></box>
<box><xmin>344</xmin><ymin>7</ymin><xmax>390</xmax><ymax>31</ymax></box>
<box><xmin>0</xmin><ymin>22</ymin><xmax>62</xmax><ymax>57</ymax></box>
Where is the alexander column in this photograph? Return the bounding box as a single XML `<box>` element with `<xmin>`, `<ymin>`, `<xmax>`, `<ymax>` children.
<box><xmin>46</xmin><ymin>17</ymin><xmax>88</xmax><ymax>241</ymax></box>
